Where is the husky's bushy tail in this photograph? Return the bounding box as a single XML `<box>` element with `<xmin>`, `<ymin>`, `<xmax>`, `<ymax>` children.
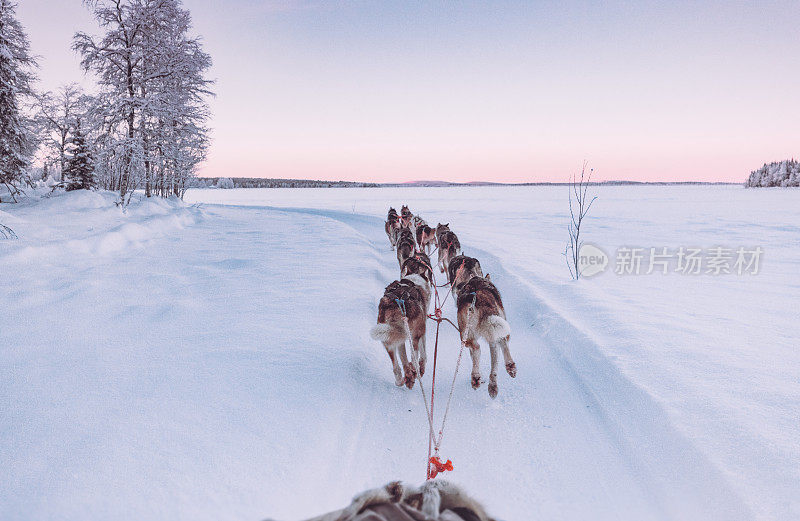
<box><xmin>370</xmin><ymin>323</ymin><xmax>394</xmax><ymax>342</ymax></box>
<box><xmin>484</xmin><ymin>315</ymin><xmax>511</xmax><ymax>342</ymax></box>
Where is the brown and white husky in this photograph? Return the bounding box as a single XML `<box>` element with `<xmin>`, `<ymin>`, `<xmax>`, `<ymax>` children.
<box><xmin>370</xmin><ymin>274</ymin><xmax>431</xmax><ymax>388</ymax></box>
<box><xmin>435</xmin><ymin>223</ymin><xmax>462</xmax><ymax>274</ymax></box>
<box><xmin>400</xmin><ymin>205</ymin><xmax>413</xmax><ymax>229</ymax></box>
<box><xmin>453</xmin><ymin>274</ymin><xmax>515</xmax><ymax>398</ymax></box>
<box><xmin>401</xmin><ymin>251</ymin><xmax>434</xmax><ymax>287</ymax></box>
<box><xmin>385</xmin><ymin>208</ymin><xmax>401</xmax><ymax>249</ymax></box>
<box><xmin>415</xmin><ymin>223</ymin><xmax>436</xmax><ymax>254</ymax></box>
<box><xmin>395</xmin><ymin>228</ymin><xmax>416</xmax><ymax>268</ymax></box>
<box><xmin>446</xmin><ymin>255</ymin><xmax>483</xmax><ymax>288</ymax></box>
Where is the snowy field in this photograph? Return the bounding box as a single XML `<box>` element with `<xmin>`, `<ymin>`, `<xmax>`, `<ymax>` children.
<box><xmin>2</xmin><ymin>185</ymin><xmax>798</xmax><ymax>521</ymax></box>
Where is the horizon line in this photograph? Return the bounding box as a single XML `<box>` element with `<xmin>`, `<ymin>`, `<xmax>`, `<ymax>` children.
<box><xmin>196</xmin><ymin>177</ymin><xmax>742</xmax><ymax>187</ymax></box>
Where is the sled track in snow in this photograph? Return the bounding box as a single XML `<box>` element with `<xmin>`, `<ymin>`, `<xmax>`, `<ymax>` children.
<box><xmin>239</xmin><ymin>203</ymin><xmax>752</xmax><ymax>521</ymax></box>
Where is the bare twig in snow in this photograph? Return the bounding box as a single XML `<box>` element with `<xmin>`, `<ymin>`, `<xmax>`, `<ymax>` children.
<box><xmin>564</xmin><ymin>162</ymin><xmax>597</xmax><ymax>280</ymax></box>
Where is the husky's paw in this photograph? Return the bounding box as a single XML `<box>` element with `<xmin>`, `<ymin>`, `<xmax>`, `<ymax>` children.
<box><xmin>506</xmin><ymin>361</ymin><xmax>517</xmax><ymax>378</ymax></box>
<box><xmin>488</xmin><ymin>381</ymin><xmax>498</xmax><ymax>399</ymax></box>
<box><xmin>404</xmin><ymin>364</ymin><xmax>417</xmax><ymax>389</ymax></box>
<box><xmin>419</xmin><ymin>358</ymin><xmax>426</xmax><ymax>376</ymax></box>
<box><xmin>471</xmin><ymin>373</ymin><xmax>482</xmax><ymax>389</ymax></box>
<box><xmin>394</xmin><ymin>374</ymin><xmax>404</xmax><ymax>387</ymax></box>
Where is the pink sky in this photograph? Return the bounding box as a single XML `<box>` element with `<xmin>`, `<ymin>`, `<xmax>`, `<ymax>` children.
<box><xmin>18</xmin><ymin>0</ymin><xmax>800</xmax><ymax>183</ymax></box>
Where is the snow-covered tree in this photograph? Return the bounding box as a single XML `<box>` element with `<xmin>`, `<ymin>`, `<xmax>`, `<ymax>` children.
<box><xmin>215</xmin><ymin>177</ymin><xmax>234</xmax><ymax>189</ymax></box>
<box><xmin>746</xmin><ymin>160</ymin><xmax>800</xmax><ymax>187</ymax></box>
<box><xmin>64</xmin><ymin>120</ymin><xmax>96</xmax><ymax>191</ymax></box>
<box><xmin>73</xmin><ymin>0</ymin><xmax>145</xmax><ymax>203</ymax></box>
<box><xmin>0</xmin><ymin>0</ymin><xmax>37</xmax><ymax>202</ymax></box>
<box><xmin>74</xmin><ymin>0</ymin><xmax>212</xmax><ymax>203</ymax></box>
<box><xmin>137</xmin><ymin>0</ymin><xmax>213</xmax><ymax>198</ymax></box>
<box><xmin>34</xmin><ymin>83</ymin><xmax>88</xmax><ymax>182</ymax></box>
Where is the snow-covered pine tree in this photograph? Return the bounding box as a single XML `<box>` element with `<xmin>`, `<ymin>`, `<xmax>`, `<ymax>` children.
<box><xmin>746</xmin><ymin>160</ymin><xmax>800</xmax><ymax>187</ymax></box>
<box><xmin>0</xmin><ymin>0</ymin><xmax>37</xmax><ymax>202</ymax></box>
<box><xmin>63</xmin><ymin>120</ymin><xmax>95</xmax><ymax>191</ymax></box>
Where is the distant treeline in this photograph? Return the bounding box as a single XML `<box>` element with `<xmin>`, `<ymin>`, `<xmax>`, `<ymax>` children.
<box><xmin>190</xmin><ymin>178</ymin><xmax>739</xmax><ymax>189</ymax></box>
<box><xmin>191</xmin><ymin>177</ymin><xmax>380</xmax><ymax>189</ymax></box>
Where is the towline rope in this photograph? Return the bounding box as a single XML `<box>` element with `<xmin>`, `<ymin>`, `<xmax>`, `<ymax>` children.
<box><xmin>408</xmin><ymin>247</ymin><xmax>468</xmax><ymax>480</ymax></box>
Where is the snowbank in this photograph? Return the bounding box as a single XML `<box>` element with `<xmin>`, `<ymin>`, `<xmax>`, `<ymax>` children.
<box><xmin>0</xmin><ymin>189</ymin><xmax>202</xmax><ymax>263</ymax></box>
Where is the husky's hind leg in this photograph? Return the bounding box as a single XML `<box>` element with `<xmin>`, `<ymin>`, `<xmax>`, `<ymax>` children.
<box><xmin>498</xmin><ymin>335</ymin><xmax>516</xmax><ymax>377</ymax></box>
<box><xmin>415</xmin><ymin>332</ymin><xmax>427</xmax><ymax>377</ymax></box>
<box><xmin>397</xmin><ymin>338</ymin><xmax>416</xmax><ymax>389</ymax></box>
<box><xmin>465</xmin><ymin>338</ymin><xmax>482</xmax><ymax>389</ymax></box>
<box><xmin>384</xmin><ymin>342</ymin><xmax>404</xmax><ymax>386</ymax></box>
<box><xmin>487</xmin><ymin>340</ymin><xmax>499</xmax><ymax>398</ymax></box>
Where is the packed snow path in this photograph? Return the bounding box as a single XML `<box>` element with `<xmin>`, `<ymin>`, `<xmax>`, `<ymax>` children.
<box><xmin>1</xmin><ymin>192</ymin><xmax>760</xmax><ymax>520</ymax></box>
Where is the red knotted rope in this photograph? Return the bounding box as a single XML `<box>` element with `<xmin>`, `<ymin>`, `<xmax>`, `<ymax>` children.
<box><xmin>428</xmin><ymin>455</ymin><xmax>454</xmax><ymax>478</ymax></box>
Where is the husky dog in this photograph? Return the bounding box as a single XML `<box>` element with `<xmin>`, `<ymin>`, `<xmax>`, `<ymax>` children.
<box><xmin>415</xmin><ymin>223</ymin><xmax>436</xmax><ymax>254</ymax></box>
<box><xmin>447</xmin><ymin>255</ymin><xmax>483</xmax><ymax>289</ymax></box>
<box><xmin>401</xmin><ymin>251</ymin><xmax>434</xmax><ymax>287</ymax></box>
<box><xmin>435</xmin><ymin>222</ymin><xmax>451</xmax><ymax>240</ymax></box>
<box><xmin>385</xmin><ymin>208</ymin><xmax>401</xmax><ymax>249</ymax></box>
<box><xmin>330</xmin><ymin>480</ymin><xmax>496</xmax><ymax>521</ymax></box>
<box><xmin>395</xmin><ymin>228</ymin><xmax>416</xmax><ymax>268</ymax></box>
<box><xmin>370</xmin><ymin>274</ymin><xmax>431</xmax><ymax>388</ymax></box>
<box><xmin>453</xmin><ymin>275</ymin><xmax>515</xmax><ymax>398</ymax></box>
<box><xmin>435</xmin><ymin>223</ymin><xmax>462</xmax><ymax>274</ymax></box>
<box><xmin>400</xmin><ymin>205</ymin><xmax>413</xmax><ymax>228</ymax></box>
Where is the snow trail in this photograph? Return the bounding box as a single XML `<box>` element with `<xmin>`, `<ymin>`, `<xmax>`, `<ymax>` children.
<box><xmin>267</xmin><ymin>204</ymin><xmax>752</xmax><ymax>521</ymax></box>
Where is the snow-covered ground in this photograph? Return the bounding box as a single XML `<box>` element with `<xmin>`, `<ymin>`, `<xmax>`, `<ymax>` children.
<box><xmin>2</xmin><ymin>186</ymin><xmax>798</xmax><ymax>520</ymax></box>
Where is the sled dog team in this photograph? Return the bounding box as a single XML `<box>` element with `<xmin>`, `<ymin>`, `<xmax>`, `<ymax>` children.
<box><xmin>371</xmin><ymin>205</ymin><xmax>516</xmax><ymax>399</ymax></box>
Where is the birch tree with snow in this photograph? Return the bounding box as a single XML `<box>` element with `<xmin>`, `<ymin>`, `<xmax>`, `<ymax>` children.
<box><xmin>33</xmin><ymin>83</ymin><xmax>88</xmax><ymax>182</ymax></box>
<box><xmin>73</xmin><ymin>0</ymin><xmax>213</xmax><ymax>204</ymax></box>
<box><xmin>0</xmin><ymin>0</ymin><xmax>37</xmax><ymax>202</ymax></box>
